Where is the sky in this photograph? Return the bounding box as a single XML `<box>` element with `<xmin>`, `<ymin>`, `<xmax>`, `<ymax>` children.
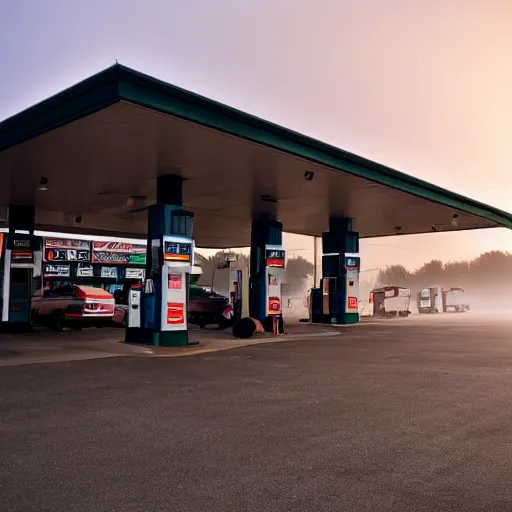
<box><xmin>1</xmin><ymin>0</ymin><xmax>511</xmax><ymax>272</ymax></box>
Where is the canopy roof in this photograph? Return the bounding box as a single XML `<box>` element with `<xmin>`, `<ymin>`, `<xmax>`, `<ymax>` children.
<box><xmin>0</xmin><ymin>64</ymin><xmax>510</xmax><ymax>248</ymax></box>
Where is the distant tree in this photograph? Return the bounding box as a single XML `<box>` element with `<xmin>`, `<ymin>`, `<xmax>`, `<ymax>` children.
<box><xmin>377</xmin><ymin>264</ymin><xmax>410</xmax><ymax>286</ymax></box>
<box><xmin>415</xmin><ymin>259</ymin><xmax>444</xmax><ymax>283</ymax></box>
<box><xmin>195</xmin><ymin>251</ymin><xmax>249</xmax><ymax>287</ymax></box>
<box><xmin>285</xmin><ymin>256</ymin><xmax>314</xmax><ymax>282</ymax></box>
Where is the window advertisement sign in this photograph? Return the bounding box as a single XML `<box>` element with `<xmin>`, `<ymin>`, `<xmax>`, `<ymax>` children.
<box><xmin>125</xmin><ymin>268</ymin><xmax>145</xmax><ymax>280</ymax></box>
<box><xmin>92</xmin><ymin>241</ymin><xmax>146</xmax><ymax>265</ymax></box>
<box><xmin>77</xmin><ymin>263</ymin><xmax>94</xmax><ymax>277</ymax></box>
<box><xmin>101</xmin><ymin>266</ymin><xmax>118</xmax><ymax>279</ymax></box>
<box><xmin>44</xmin><ymin>238</ymin><xmax>90</xmax><ymax>262</ymax></box>
<box><xmin>44</xmin><ymin>264</ymin><xmax>71</xmax><ymax>278</ymax></box>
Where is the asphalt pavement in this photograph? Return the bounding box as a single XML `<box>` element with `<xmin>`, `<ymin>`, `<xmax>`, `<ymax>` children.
<box><xmin>2</xmin><ymin>314</ymin><xmax>512</xmax><ymax>511</ymax></box>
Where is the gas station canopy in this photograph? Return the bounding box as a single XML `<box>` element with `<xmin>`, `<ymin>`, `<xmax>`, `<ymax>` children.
<box><xmin>0</xmin><ymin>64</ymin><xmax>510</xmax><ymax>248</ymax></box>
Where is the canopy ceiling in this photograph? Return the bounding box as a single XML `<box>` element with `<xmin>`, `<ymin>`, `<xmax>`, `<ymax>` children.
<box><xmin>0</xmin><ymin>65</ymin><xmax>510</xmax><ymax>248</ymax></box>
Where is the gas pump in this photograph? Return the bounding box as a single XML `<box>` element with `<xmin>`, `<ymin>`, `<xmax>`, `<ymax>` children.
<box><xmin>213</xmin><ymin>266</ymin><xmax>244</xmax><ymax>323</ymax></box>
<box><xmin>229</xmin><ymin>269</ymin><xmax>243</xmax><ymax>322</ymax></box>
<box><xmin>311</xmin><ymin>252</ymin><xmax>360</xmax><ymax>324</ymax></box>
<box><xmin>248</xmin><ymin>242</ymin><xmax>286</xmax><ymax>334</ymax></box>
<box><xmin>0</xmin><ymin>233</ymin><xmax>43</xmax><ymax>330</ymax></box>
<box><xmin>127</xmin><ymin>287</ymin><xmax>141</xmax><ymax>328</ymax></box>
<box><xmin>159</xmin><ymin>234</ymin><xmax>193</xmax><ymax>332</ymax></box>
<box><xmin>265</xmin><ymin>245</ymin><xmax>285</xmax><ymax>308</ymax></box>
<box><xmin>125</xmin><ymin>207</ymin><xmax>194</xmax><ymax>346</ymax></box>
<box><xmin>264</xmin><ymin>245</ymin><xmax>286</xmax><ymax>334</ymax></box>
<box><xmin>344</xmin><ymin>254</ymin><xmax>360</xmax><ymax>315</ymax></box>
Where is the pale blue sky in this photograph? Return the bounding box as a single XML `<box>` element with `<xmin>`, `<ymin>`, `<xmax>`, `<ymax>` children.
<box><xmin>1</xmin><ymin>0</ymin><xmax>511</xmax><ymax>270</ymax></box>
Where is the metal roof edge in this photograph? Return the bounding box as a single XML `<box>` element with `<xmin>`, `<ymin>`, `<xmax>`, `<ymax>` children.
<box><xmin>0</xmin><ymin>64</ymin><xmax>510</xmax><ymax>230</ymax></box>
<box><xmin>115</xmin><ymin>66</ymin><xmax>512</xmax><ymax>229</ymax></box>
<box><xmin>0</xmin><ymin>65</ymin><xmax>122</xmax><ymax>152</ymax></box>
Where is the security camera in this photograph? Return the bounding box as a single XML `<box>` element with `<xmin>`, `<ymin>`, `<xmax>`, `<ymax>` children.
<box><xmin>74</xmin><ymin>215</ymin><xmax>82</xmax><ymax>224</ymax></box>
<box><xmin>304</xmin><ymin>171</ymin><xmax>315</xmax><ymax>181</ymax></box>
<box><xmin>451</xmin><ymin>213</ymin><xmax>459</xmax><ymax>228</ymax></box>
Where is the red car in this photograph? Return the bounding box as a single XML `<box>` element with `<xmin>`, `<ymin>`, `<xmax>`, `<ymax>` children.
<box><xmin>32</xmin><ymin>284</ymin><xmax>116</xmax><ymax>331</ymax></box>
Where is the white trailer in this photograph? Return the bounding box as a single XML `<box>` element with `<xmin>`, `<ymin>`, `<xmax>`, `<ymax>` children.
<box><xmin>370</xmin><ymin>286</ymin><xmax>411</xmax><ymax>317</ymax></box>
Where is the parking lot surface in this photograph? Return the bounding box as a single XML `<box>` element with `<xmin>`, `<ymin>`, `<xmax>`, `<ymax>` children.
<box><xmin>1</xmin><ymin>314</ymin><xmax>512</xmax><ymax>511</ymax></box>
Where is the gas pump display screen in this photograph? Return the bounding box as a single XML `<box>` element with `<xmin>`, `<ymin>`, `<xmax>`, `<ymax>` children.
<box><xmin>265</xmin><ymin>249</ymin><xmax>285</xmax><ymax>268</ymax></box>
<box><xmin>346</xmin><ymin>258</ymin><xmax>358</xmax><ymax>268</ymax></box>
<box><xmin>164</xmin><ymin>241</ymin><xmax>191</xmax><ymax>262</ymax></box>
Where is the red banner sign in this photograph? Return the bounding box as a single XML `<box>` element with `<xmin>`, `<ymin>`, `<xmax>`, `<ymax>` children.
<box><xmin>167</xmin><ymin>303</ymin><xmax>184</xmax><ymax>325</ymax></box>
<box><xmin>347</xmin><ymin>296</ymin><xmax>358</xmax><ymax>311</ymax></box>
<box><xmin>268</xmin><ymin>297</ymin><xmax>281</xmax><ymax>314</ymax></box>
<box><xmin>266</xmin><ymin>258</ymin><xmax>285</xmax><ymax>268</ymax></box>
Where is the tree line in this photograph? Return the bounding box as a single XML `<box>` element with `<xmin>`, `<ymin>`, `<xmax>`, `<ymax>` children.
<box><xmin>376</xmin><ymin>251</ymin><xmax>512</xmax><ymax>307</ymax></box>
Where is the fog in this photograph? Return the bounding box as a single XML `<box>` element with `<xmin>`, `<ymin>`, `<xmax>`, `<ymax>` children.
<box><xmin>196</xmin><ymin>233</ymin><xmax>512</xmax><ymax>322</ymax></box>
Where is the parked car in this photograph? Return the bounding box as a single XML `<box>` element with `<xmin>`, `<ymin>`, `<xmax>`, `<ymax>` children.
<box><xmin>109</xmin><ymin>284</ymin><xmax>234</xmax><ymax>329</ymax></box>
<box><xmin>188</xmin><ymin>285</ymin><xmax>233</xmax><ymax>329</ymax></box>
<box><xmin>32</xmin><ymin>284</ymin><xmax>115</xmax><ymax>331</ymax></box>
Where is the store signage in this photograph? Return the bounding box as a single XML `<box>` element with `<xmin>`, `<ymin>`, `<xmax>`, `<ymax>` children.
<box><xmin>12</xmin><ymin>238</ymin><xmax>31</xmax><ymax>249</ymax></box>
<box><xmin>77</xmin><ymin>263</ymin><xmax>94</xmax><ymax>277</ymax></box>
<box><xmin>9</xmin><ymin>236</ymin><xmax>34</xmax><ymax>264</ymax></box>
<box><xmin>45</xmin><ymin>238</ymin><xmax>89</xmax><ymax>249</ymax></box>
<box><xmin>44</xmin><ymin>238</ymin><xmax>90</xmax><ymax>262</ymax></box>
<box><xmin>101</xmin><ymin>267</ymin><xmax>118</xmax><ymax>279</ymax></box>
<box><xmin>126</xmin><ymin>268</ymin><xmax>145</xmax><ymax>280</ymax></box>
<box><xmin>92</xmin><ymin>241</ymin><xmax>146</xmax><ymax>265</ymax></box>
<box><xmin>129</xmin><ymin>253</ymin><xmax>146</xmax><ymax>265</ymax></box>
<box><xmin>11</xmin><ymin>250</ymin><xmax>33</xmax><ymax>264</ymax></box>
<box><xmin>44</xmin><ymin>264</ymin><xmax>70</xmax><ymax>278</ymax></box>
